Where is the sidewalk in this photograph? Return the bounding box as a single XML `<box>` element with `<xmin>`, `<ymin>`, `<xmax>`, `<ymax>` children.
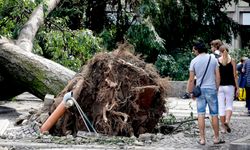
<box><xmin>166</xmin><ymin>97</ymin><xmax>250</xmax><ymax>150</ymax></box>
<box><xmin>0</xmin><ymin>93</ymin><xmax>250</xmax><ymax>150</ymax></box>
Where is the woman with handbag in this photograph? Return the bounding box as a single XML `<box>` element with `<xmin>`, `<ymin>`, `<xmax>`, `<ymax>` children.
<box><xmin>217</xmin><ymin>45</ymin><xmax>239</xmax><ymax>133</ymax></box>
<box><xmin>187</xmin><ymin>40</ymin><xmax>223</xmax><ymax>145</ymax></box>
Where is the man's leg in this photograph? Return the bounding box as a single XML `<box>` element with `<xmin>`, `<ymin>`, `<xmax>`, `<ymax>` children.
<box><xmin>198</xmin><ymin>115</ymin><xmax>205</xmax><ymax>144</ymax></box>
<box><xmin>206</xmin><ymin>88</ymin><xmax>221</xmax><ymax>142</ymax></box>
<box><xmin>196</xmin><ymin>89</ymin><xmax>206</xmax><ymax>144</ymax></box>
<box><xmin>211</xmin><ymin>115</ymin><xmax>220</xmax><ymax>142</ymax></box>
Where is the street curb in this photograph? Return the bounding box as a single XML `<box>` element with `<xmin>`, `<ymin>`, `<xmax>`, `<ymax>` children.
<box><xmin>0</xmin><ymin>141</ymin><xmax>162</xmax><ymax>150</ymax></box>
<box><xmin>0</xmin><ymin>141</ymin><xmax>119</xmax><ymax>149</ymax></box>
<box><xmin>229</xmin><ymin>135</ymin><xmax>250</xmax><ymax>150</ymax></box>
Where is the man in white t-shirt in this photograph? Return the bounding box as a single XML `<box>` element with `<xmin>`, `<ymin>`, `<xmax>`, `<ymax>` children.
<box><xmin>187</xmin><ymin>40</ymin><xmax>224</xmax><ymax>145</ymax></box>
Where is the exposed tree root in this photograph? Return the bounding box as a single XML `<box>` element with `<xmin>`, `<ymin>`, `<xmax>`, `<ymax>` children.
<box><xmin>49</xmin><ymin>44</ymin><xmax>169</xmax><ymax>137</ymax></box>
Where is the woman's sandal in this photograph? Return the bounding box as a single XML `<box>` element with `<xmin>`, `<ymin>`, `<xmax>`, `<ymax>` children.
<box><xmin>224</xmin><ymin>123</ymin><xmax>231</xmax><ymax>133</ymax></box>
<box><xmin>214</xmin><ymin>139</ymin><xmax>225</xmax><ymax>145</ymax></box>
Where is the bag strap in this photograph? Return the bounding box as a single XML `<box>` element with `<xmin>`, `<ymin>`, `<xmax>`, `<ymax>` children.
<box><xmin>199</xmin><ymin>55</ymin><xmax>211</xmax><ymax>87</ymax></box>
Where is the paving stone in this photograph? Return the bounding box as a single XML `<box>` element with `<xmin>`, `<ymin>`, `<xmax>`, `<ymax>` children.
<box><xmin>0</xmin><ymin>120</ymin><xmax>9</xmax><ymax>136</ymax></box>
<box><xmin>14</xmin><ymin>92</ymin><xmax>42</xmax><ymax>101</ymax></box>
<box><xmin>229</xmin><ymin>135</ymin><xmax>250</xmax><ymax>150</ymax></box>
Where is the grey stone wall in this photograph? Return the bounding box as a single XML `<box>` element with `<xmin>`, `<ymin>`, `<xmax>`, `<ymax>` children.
<box><xmin>167</xmin><ymin>81</ymin><xmax>187</xmax><ymax>97</ymax></box>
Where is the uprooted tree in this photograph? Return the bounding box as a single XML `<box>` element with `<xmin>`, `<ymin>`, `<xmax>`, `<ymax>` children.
<box><xmin>0</xmin><ymin>0</ymin><xmax>168</xmax><ymax>136</ymax></box>
<box><xmin>50</xmin><ymin>46</ymin><xmax>168</xmax><ymax>137</ymax></box>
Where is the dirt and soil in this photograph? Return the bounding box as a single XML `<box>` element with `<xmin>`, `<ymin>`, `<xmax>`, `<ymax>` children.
<box><xmin>48</xmin><ymin>44</ymin><xmax>168</xmax><ymax>137</ymax></box>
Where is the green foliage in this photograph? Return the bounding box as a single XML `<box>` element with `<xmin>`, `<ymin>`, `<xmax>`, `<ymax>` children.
<box><xmin>160</xmin><ymin>113</ymin><xmax>177</xmax><ymax>125</ymax></box>
<box><xmin>139</xmin><ymin>0</ymin><xmax>160</xmax><ymax>18</ymax></box>
<box><xmin>152</xmin><ymin>0</ymin><xmax>240</xmax><ymax>54</ymax></box>
<box><xmin>126</xmin><ymin>19</ymin><xmax>165</xmax><ymax>63</ymax></box>
<box><xmin>1</xmin><ymin>0</ymin><xmax>243</xmax><ymax>78</ymax></box>
<box><xmin>0</xmin><ymin>0</ymin><xmax>37</xmax><ymax>38</ymax></box>
<box><xmin>34</xmin><ymin>29</ymin><xmax>103</xmax><ymax>72</ymax></box>
<box><xmin>152</xmin><ymin>0</ymin><xmax>240</xmax><ymax>80</ymax></box>
<box><xmin>194</xmin><ymin>1</ymin><xmax>239</xmax><ymax>42</ymax></box>
<box><xmin>98</xmin><ymin>28</ymin><xmax>116</xmax><ymax>51</ymax></box>
<box><xmin>48</xmin><ymin>0</ymin><xmax>87</xmax><ymax>30</ymax></box>
<box><xmin>155</xmin><ymin>55</ymin><xmax>178</xmax><ymax>79</ymax></box>
<box><xmin>155</xmin><ymin>51</ymin><xmax>194</xmax><ymax>81</ymax></box>
<box><xmin>230</xmin><ymin>48</ymin><xmax>250</xmax><ymax>62</ymax></box>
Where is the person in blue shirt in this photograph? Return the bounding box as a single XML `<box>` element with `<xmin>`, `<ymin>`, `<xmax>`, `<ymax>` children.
<box><xmin>242</xmin><ymin>58</ymin><xmax>250</xmax><ymax>115</ymax></box>
<box><xmin>237</xmin><ymin>57</ymin><xmax>248</xmax><ymax>88</ymax></box>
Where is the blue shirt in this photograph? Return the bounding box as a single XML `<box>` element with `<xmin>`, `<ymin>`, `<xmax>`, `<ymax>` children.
<box><xmin>243</xmin><ymin>59</ymin><xmax>250</xmax><ymax>87</ymax></box>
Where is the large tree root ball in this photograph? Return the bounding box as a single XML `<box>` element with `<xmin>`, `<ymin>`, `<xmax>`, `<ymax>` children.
<box><xmin>50</xmin><ymin>44</ymin><xmax>169</xmax><ymax>137</ymax></box>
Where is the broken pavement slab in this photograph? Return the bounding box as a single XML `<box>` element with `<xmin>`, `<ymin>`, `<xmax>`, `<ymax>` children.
<box><xmin>229</xmin><ymin>134</ymin><xmax>250</xmax><ymax>150</ymax></box>
<box><xmin>0</xmin><ymin>92</ymin><xmax>43</xmax><ymax>114</ymax></box>
<box><xmin>14</xmin><ymin>92</ymin><xmax>42</xmax><ymax>101</ymax></box>
<box><xmin>0</xmin><ymin>120</ymin><xmax>9</xmax><ymax>136</ymax></box>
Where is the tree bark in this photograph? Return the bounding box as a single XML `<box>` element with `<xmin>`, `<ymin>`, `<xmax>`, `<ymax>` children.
<box><xmin>0</xmin><ymin>39</ymin><xmax>75</xmax><ymax>100</ymax></box>
<box><xmin>17</xmin><ymin>0</ymin><xmax>61</xmax><ymax>52</ymax></box>
<box><xmin>0</xmin><ymin>0</ymin><xmax>64</xmax><ymax>100</ymax></box>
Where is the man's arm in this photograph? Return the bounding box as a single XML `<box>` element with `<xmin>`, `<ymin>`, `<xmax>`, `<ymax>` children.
<box><xmin>187</xmin><ymin>71</ymin><xmax>195</xmax><ymax>93</ymax></box>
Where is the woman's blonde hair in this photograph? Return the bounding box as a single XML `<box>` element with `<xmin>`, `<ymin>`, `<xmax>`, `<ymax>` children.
<box><xmin>219</xmin><ymin>45</ymin><xmax>231</xmax><ymax>66</ymax></box>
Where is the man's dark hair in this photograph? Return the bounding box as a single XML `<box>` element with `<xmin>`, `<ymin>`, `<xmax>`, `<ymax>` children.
<box><xmin>193</xmin><ymin>40</ymin><xmax>207</xmax><ymax>53</ymax></box>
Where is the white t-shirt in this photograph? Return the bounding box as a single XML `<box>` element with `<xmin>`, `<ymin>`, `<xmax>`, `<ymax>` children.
<box><xmin>189</xmin><ymin>53</ymin><xmax>219</xmax><ymax>89</ymax></box>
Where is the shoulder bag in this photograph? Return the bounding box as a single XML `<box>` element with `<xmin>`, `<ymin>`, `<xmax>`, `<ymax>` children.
<box><xmin>192</xmin><ymin>55</ymin><xmax>211</xmax><ymax>97</ymax></box>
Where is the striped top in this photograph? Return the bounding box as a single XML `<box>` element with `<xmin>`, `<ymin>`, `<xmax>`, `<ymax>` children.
<box><xmin>243</xmin><ymin>59</ymin><xmax>250</xmax><ymax>87</ymax></box>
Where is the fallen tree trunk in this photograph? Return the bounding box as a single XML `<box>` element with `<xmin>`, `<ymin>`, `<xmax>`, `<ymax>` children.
<box><xmin>17</xmin><ymin>0</ymin><xmax>61</xmax><ymax>52</ymax></box>
<box><xmin>0</xmin><ymin>0</ymin><xmax>62</xmax><ymax>100</ymax></box>
<box><xmin>0</xmin><ymin>39</ymin><xmax>75</xmax><ymax>99</ymax></box>
<box><xmin>48</xmin><ymin>46</ymin><xmax>168</xmax><ymax>137</ymax></box>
